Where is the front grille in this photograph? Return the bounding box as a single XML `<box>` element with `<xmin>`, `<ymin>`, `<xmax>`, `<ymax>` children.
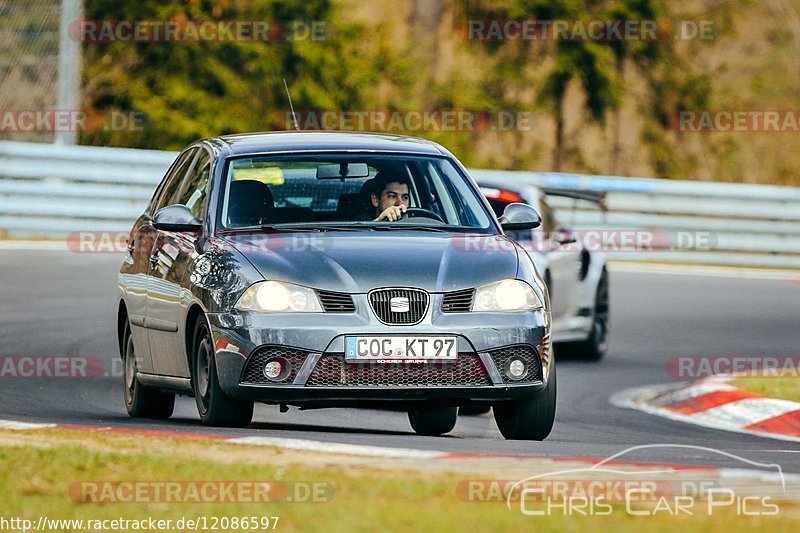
<box><xmin>241</xmin><ymin>346</ymin><xmax>309</xmax><ymax>384</ymax></box>
<box><xmin>368</xmin><ymin>288</ymin><xmax>429</xmax><ymax>325</ymax></box>
<box><xmin>441</xmin><ymin>288</ymin><xmax>475</xmax><ymax>312</ymax></box>
<box><xmin>317</xmin><ymin>290</ymin><xmax>356</xmax><ymax>312</ymax></box>
<box><xmin>306</xmin><ymin>354</ymin><xmax>491</xmax><ymax>387</ymax></box>
<box><xmin>488</xmin><ymin>345</ymin><xmax>541</xmax><ymax>384</ymax></box>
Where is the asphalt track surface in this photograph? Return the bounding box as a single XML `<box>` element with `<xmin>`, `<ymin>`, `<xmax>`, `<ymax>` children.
<box><xmin>1</xmin><ymin>249</ymin><xmax>799</xmax><ymax>472</ymax></box>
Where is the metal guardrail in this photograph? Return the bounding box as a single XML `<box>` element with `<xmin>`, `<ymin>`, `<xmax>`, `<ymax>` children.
<box><xmin>1</xmin><ymin>140</ymin><xmax>799</xmax><ymax>269</ymax></box>
<box><xmin>0</xmin><ymin>141</ymin><xmax>173</xmax><ymax>234</ymax></box>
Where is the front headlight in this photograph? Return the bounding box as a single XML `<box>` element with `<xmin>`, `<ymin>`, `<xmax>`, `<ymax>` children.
<box><xmin>235</xmin><ymin>281</ymin><xmax>323</xmax><ymax>312</ymax></box>
<box><xmin>473</xmin><ymin>279</ymin><xmax>542</xmax><ymax>312</ymax></box>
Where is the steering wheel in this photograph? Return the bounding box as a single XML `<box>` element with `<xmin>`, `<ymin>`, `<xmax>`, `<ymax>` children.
<box><xmin>401</xmin><ymin>207</ymin><xmax>445</xmax><ymax>223</ymax></box>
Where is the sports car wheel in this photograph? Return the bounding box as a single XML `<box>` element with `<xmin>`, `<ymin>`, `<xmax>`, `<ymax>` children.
<box><xmin>493</xmin><ymin>360</ymin><xmax>556</xmax><ymax>440</ymax></box>
<box><xmin>192</xmin><ymin>318</ymin><xmax>254</xmax><ymax>428</ymax></box>
<box><xmin>122</xmin><ymin>320</ymin><xmax>174</xmax><ymax>419</ymax></box>
<box><xmin>408</xmin><ymin>405</ymin><xmax>458</xmax><ymax>435</ymax></box>
<box><xmin>580</xmin><ymin>269</ymin><xmax>609</xmax><ymax>361</ymax></box>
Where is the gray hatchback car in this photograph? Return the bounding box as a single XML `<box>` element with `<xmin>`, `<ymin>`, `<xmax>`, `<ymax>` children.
<box><xmin>117</xmin><ymin>131</ymin><xmax>555</xmax><ymax>440</ymax></box>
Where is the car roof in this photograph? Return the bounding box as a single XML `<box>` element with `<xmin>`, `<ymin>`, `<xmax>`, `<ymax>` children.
<box><xmin>211</xmin><ymin>131</ymin><xmax>448</xmax><ymax>156</ymax></box>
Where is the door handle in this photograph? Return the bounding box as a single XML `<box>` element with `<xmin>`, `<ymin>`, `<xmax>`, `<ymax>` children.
<box><xmin>552</xmin><ymin>230</ymin><xmax>577</xmax><ymax>246</ymax></box>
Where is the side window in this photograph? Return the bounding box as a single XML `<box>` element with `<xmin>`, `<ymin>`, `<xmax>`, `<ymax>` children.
<box><xmin>147</xmin><ymin>150</ymin><xmax>191</xmax><ymax>214</ymax></box>
<box><xmin>428</xmin><ymin>160</ymin><xmax>491</xmax><ymax>228</ymax></box>
<box><xmin>151</xmin><ymin>148</ymin><xmax>199</xmax><ymax>213</ymax></box>
<box><xmin>178</xmin><ymin>150</ymin><xmax>212</xmax><ymax>219</ymax></box>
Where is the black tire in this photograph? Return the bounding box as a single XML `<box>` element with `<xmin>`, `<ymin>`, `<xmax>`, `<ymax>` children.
<box><xmin>493</xmin><ymin>360</ymin><xmax>557</xmax><ymax>440</ymax></box>
<box><xmin>122</xmin><ymin>320</ymin><xmax>175</xmax><ymax>419</ymax></box>
<box><xmin>408</xmin><ymin>405</ymin><xmax>458</xmax><ymax>436</ymax></box>
<box><xmin>191</xmin><ymin>317</ymin><xmax>253</xmax><ymax>428</ymax></box>
<box><xmin>459</xmin><ymin>403</ymin><xmax>492</xmax><ymax>416</ymax></box>
<box><xmin>579</xmin><ymin>269</ymin><xmax>610</xmax><ymax>361</ymax></box>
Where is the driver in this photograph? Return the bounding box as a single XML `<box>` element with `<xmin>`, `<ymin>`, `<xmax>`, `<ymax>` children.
<box><xmin>369</xmin><ymin>172</ymin><xmax>411</xmax><ymax>221</ymax></box>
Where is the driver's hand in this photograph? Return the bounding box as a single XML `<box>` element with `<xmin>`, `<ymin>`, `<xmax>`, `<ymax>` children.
<box><xmin>375</xmin><ymin>204</ymin><xmax>407</xmax><ymax>222</ymax></box>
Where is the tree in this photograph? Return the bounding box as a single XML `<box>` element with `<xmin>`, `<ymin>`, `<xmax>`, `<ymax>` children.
<box><xmin>538</xmin><ymin>40</ymin><xmax>619</xmax><ymax>171</ymax></box>
<box><xmin>79</xmin><ymin>0</ymin><xmax>374</xmax><ymax>148</ymax></box>
<box><xmin>509</xmin><ymin>0</ymin><xmax>619</xmax><ymax>171</ymax></box>
<box><xmin>605</xmin><ymin>0</ymin><xmax>667</xmax><ymax>174</ymax></box>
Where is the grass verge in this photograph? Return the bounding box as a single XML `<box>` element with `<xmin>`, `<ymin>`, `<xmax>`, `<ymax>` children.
<box><xmin>729</xmin><ymin>376</ymin><xmax>800</xmax><ymax>404</ymax></box>
<box><xmin>0</xmin><ymin>428</ymin><xmax>797</xmax><ymax>532</ymax></box>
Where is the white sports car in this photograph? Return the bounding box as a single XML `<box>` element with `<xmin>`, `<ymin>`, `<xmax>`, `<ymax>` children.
<box><xmin>478</xmin><ymin>178</ymin><xmax>610</xmax><ymax>361</ymax></box>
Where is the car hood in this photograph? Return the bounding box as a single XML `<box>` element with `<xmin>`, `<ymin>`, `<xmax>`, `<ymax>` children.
<box><xmin>221</xmin><ymin>231</ymin><xmax>519</xmax><ymax>293</ymax></box>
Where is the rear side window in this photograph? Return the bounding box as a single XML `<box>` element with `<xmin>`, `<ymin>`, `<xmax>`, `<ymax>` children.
<box><xmin>150</xmin><ymin>148</ymin><xmax>198</xmax><ymax>213</ymax></box>
<box><xmin>178</xmin><ymin>150</ymin><xmax>212</xmax><ymax>219</ymax></box>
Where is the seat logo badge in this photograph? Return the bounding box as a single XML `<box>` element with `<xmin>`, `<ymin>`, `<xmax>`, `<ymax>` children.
<box><xmin>390</xmin><ymin>297</ymin><xmax>410</xmax><ymax>312</ymax></box>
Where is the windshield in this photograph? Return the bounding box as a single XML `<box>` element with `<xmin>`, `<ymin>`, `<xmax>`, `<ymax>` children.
<box><xmin>218</xmin><ymin>154</ymin><xmax>494</xmax><ymax>232</ymax></box>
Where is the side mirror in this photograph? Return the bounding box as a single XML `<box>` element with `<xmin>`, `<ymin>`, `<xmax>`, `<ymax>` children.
<box><xmin>153</xmin><ymin>205</ymin><xmax>203</xmax><ymax>232</ymax></box>
<box><xmin>498</xmin><ymin>203</ymin><xmax>542</xmax><ymax>231</ymax></box>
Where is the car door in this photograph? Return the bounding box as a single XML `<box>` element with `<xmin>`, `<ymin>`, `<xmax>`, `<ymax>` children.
<box><xmin>147</xmin><ymin>148</ymin><xmax>212</xmax><ymax>377</ymax></box>
<box><xmin>120</xmin><ymin>214</ymin><xmax>158</xmax><ymax>374</ymax></box>
<box><xmin>540</xmin><ymin>197</ymin><xmax>581</xmax><ymax>324</ymax></box>
<box><xmin>142</xmin><ymin>147</ymin><xmax>200</xmax><ymax>376</ymax></box>
<box><xmin>121</xmin><ymin>148</ymin><xmax>196</xmax><ymax>374</ymax></box>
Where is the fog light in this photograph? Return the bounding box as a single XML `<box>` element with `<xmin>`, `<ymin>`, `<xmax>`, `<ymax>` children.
<box><xmin>505</xmin><ymin>358</ymin><xmax>527</xmax><ymax>380</ymax></box>
<box><xmin>263</xmin><ymin>358</ymin><xmax>291</xmax><ymax>381</ymax></box>
<box><xmin>264</xmin><ymin>360</ymin><xmax>282</xmax><ymax>379</ymax></box>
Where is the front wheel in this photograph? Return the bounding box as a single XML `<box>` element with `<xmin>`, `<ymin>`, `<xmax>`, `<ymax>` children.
<box><xmin>192</xmin><ymin>318</ymin><xmax>254</xmax><ymax>428</ymax></box>
<box><xmin>122</xmin><ymin>320</ymin><xmax>174</xmax><ymax>419</ymax></box>
<box><xmin>408</xmin><ymin>405</ymin><xmax>458</xmax><ymax>436</ymax></box>
<box><xmin>493</xmin><ymin>361</ymin><xmax>557</xmax><ymax>440</ymax></box>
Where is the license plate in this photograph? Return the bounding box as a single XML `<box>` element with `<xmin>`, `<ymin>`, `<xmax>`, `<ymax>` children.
<box><xmin>344</xmin><ymin>336</ymin><xmax>458</xmax><ymax>362</ymax></box>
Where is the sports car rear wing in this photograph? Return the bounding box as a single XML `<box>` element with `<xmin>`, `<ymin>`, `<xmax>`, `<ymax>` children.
<box><xmin>540</xmin><ymin>187</ymin><xmax>607</xmax><ymax>210</ymax></box>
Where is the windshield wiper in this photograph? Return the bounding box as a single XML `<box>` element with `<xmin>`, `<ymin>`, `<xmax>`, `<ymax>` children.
<box><xmin>366</xmin><ymin>223</ymin><xmax>451</xmax><ymax>233</ymax></box>
<box><xmin>219</xmin><ymin>226</ymin><xmax>318</xmax><ymax>234</ymax></box>
<box><xmin>259</xmin><ymin>224</ymin><xmax>322</xmax><ymax>232</ymax></box>
<box><xmin>225</xmin><ymin>223</ymin><xmax>452</xmax><ymax>233</ymax></box>
<box><xmin>298</xmin><ymin>224</ymin><xmax>367</xmax><ymax>232</ymax></box>
<box><xmin>260</xmin><ymin>223</ymin><xmax>369</xmax><ymax>232</ymax></box>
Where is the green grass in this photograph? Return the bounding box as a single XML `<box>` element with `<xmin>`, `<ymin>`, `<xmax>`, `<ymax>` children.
<box><xmin>0</xmin><ymin>429</ymin><xmax>797</xmax><ymax>532</ymax></box>
<box><xmin>729</xmin><ymin>376</ymin><xmax>800</xmax><ymax>403</ymax></box>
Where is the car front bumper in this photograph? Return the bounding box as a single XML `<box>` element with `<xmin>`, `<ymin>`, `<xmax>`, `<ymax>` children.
<box><xmin>208</xmin><ymin>302</ymin><xmax>552</xmax><ymax>406</ymax></box>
